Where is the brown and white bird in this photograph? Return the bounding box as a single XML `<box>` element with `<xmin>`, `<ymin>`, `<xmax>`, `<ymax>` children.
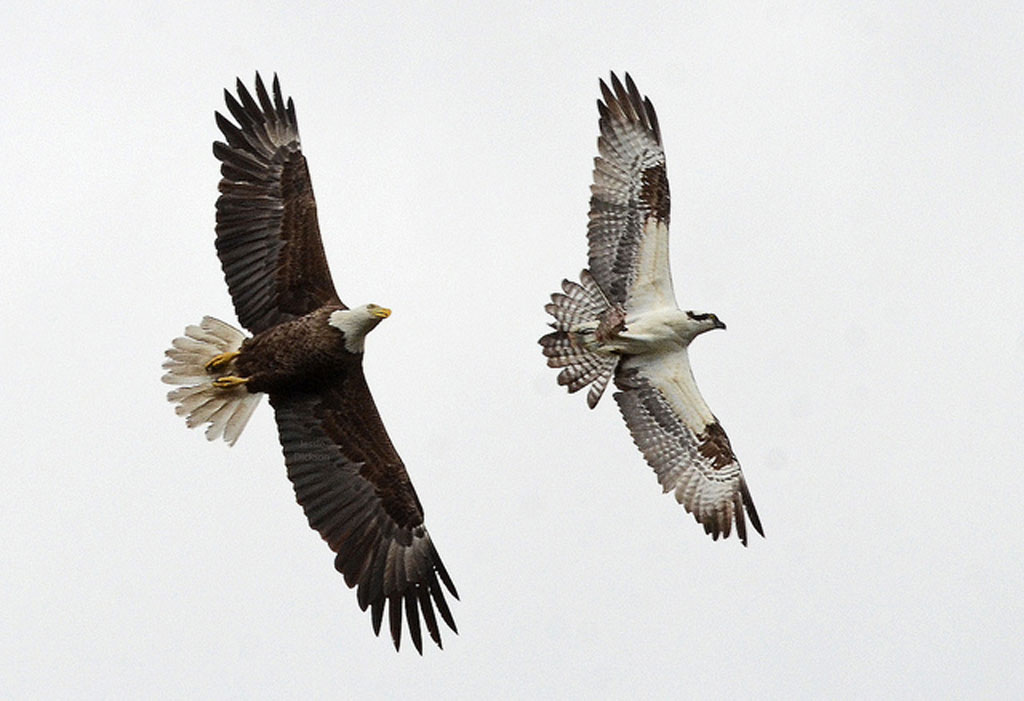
<box><xmin>540</xmin><ymin>73</ymin><xmax>764</xmax><ymax>545</ymax></box>
<box><xmin>162</xmin><ymin>73</ymin><xmax>457</xmax><ymax>652</ymax></box>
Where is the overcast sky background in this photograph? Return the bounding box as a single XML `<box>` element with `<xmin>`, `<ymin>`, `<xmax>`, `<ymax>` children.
<box><xmin>2</xmin><ymin>1</ymin><xmax>1022</xmax><ymax>698</ymax></box>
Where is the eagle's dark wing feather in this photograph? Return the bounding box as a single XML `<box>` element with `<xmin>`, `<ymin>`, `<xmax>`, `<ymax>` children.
<box><xmin>269</xmin><ymin>362</ymin><xmax>458</xmax><ymax>653</ymax></box>
<box><xmin>588</xmin><ymin>72</ymin><xmax>676</xmax><ymax>313</ymax></box>
<box><xmin>213</xmin><ymin>73</ymin><xmax>342</xmax><ymax>335</ymax></box>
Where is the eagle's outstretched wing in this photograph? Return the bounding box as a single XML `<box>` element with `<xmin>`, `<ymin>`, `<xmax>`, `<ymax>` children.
<box><xmin>213</xmin><ymin>73</ymin><xmax>342</xmax><ymax>335</ymax></box>
<box><xmin>614</xmin><ymin>351</ymin><xmax>763</xmax><ymax>544</ymax></box>
<box><xmin>587</xmin><ymin>72</ymin><xmax>676</xmax><ymax>314</ymax></box>
<box><xmin>270</xmin><ymin>363</ymin><xmax>458</xmax><ymax>653</ymax></box>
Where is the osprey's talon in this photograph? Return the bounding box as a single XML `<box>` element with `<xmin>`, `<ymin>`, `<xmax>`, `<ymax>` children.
<box><xmin>212</xmin><ymin>375</ymin><xmax>248</xmax><ymax>389</ymax></box>
<box><xmin>205</xmin><ymin>351</ymin><xmax>240</xmax><ymax>373</ymax></box>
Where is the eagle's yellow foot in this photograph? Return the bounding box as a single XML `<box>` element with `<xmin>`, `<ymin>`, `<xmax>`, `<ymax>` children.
<box><xmin>212</xmin><ymin>375</ymin><xmax>248</xmax><ymax>389</ymax></box>
<box><xmin>205</xmin><ymin>351</ymin><xmax>240</xmax><ymax>373</ymax></box>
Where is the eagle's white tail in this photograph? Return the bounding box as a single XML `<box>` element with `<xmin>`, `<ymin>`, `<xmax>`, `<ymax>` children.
<box><xmin>162</xmin><ymin>316</ymin><xmax>262</xmax><ymax>446</ymax></box>
<box><xmin>539</xmin><ymin>269</ymin><xmax>620</xmax><ymax>409</ymax></box>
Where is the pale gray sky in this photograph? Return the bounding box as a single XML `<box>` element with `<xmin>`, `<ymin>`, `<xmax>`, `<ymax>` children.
<box><xmin>2</xmin><ymin>1</ymin><xmax>1022</xmax><ymax>698</ymax></box>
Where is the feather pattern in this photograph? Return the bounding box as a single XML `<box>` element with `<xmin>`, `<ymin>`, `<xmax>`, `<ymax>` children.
<box><xmin>539</xmin><ymin>270</ymin><xmax>620</xmax><ymax>408</ymax></box>
<box><xmin>270</xmin><ymin>370</ymin><xmax>458</xmax><ymax>653</ymax></box>
<box><xmin>614</xmin><ymin>353</ymin><xmax>762</xmax><ymax>544</ymax></box>
<box><xmin>161</xmin><ymin>316</ymin><xmax>262</xmax><ymax>446</ymax></box>
<box><xmin>213</xmin><ymin>73</ymin><xmax>342</xmax><ymax>335</ymax></box>
<box><xmin>587</xmin><ymin>73</ymin><xmax>675</xmax><ymax>313</ymax></box>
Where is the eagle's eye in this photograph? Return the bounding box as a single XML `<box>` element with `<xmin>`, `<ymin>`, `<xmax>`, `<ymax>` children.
<box><xmin>365</xmin><ymin>304</ymin><xmax>391</xmax><ymax>319</ymax></box>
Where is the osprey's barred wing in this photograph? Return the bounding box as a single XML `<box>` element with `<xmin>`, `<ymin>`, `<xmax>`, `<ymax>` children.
<box><xmin>213</xmin><ymin>73</ymin><xmax>342</xmax><ymax>335</ymax></box>
<box><xmin>614</xmin><ymin>351</ymin><xmax>763</xmax><ymax>545</ymax></box>
<box><xmin>588</xmin><ymin>72</ymin><xmax>676</xmax><ymax>313</ymax></box>
<box><xmin>269</xmin><ymin>368</ymin><xmax>458</xmax><ymax>653</ymax></box>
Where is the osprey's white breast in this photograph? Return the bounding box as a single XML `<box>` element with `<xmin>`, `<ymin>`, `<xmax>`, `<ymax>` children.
<box><xmin>608</xmin><ymin>307</ymin><xmax>692</xmax><ymax>354</ymax></box>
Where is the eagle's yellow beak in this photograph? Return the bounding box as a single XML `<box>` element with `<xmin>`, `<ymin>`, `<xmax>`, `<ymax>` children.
<box><xmin>372</xmin><ymin>306</ymin><xmax>392</xmax><ymax>319</ymax></box>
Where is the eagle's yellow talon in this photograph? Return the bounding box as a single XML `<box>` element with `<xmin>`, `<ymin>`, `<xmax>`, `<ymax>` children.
<box><xmin>205</xmin><ymin>351</ymin><xmax>240</xmax><ymax>373</ymax></box>
<box><xmin>212</xmin><ymin>375</ymin><xmax>248</xmax><ymax>389</ymax></box>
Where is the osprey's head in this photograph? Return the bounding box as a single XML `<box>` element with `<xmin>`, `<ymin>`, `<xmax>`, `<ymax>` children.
<box><xmin>683</xmin><ymin>311</ymin><xmax>726</xmax><ymax>340</ymax></box>
<box><xmin>328</xmin><ymin>304</ymin><xmax>392</xmax><ymax>353</ymax></box>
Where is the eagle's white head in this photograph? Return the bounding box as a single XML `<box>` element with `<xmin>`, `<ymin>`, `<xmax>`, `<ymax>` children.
<box><xmin>681</xmin><ymin>310</ymin><xmax>726</xmax><ymax>343</ymax></box>
<box><xmin>328</xmin><ymin>304</ymin><xmax>391</xmax><ymax>353</ymax></box>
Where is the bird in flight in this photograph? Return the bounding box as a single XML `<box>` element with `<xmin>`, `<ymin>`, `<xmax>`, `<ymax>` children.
<box><xmin>162</xmin><ymin>73</ymin><xmax>457</xmax><ymax>652</ymax></box>
<box><xmin>540</xmin><ymin>73</ymin><xmax>764</xmax><ymax>545</ymax></box>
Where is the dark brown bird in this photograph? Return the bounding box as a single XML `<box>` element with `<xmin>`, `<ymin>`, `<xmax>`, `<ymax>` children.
<box><xmin>162</xmin><ymin>73</ymin><xmax>457</xmax><ymax>652</ymax></box>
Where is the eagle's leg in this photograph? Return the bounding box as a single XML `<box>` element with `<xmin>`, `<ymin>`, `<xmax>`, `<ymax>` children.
<box><xmin>212</xmin><ymin>375</ymin><xmax>249</xmax><ymax>389</ymax></box>
<box><xmin>205</xmin><ymin>350</ymin><xmax>240</xmax><ymax>373</ymax></box>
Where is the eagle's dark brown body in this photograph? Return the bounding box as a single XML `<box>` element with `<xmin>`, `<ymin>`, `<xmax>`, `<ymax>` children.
<box><xmin>236</xmin><ymin>305</ymin><xmax>347</xmax><ymax>395</ymax></box>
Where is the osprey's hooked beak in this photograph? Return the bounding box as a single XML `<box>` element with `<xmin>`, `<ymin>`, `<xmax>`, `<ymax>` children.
<box><xmin>713</xmin><ymin>316</ymin><xmax>727</xmax><ymax>330</ymax></box>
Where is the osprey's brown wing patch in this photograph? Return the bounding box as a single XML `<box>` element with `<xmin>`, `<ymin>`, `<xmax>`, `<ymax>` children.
<box><xmin>588</xmin><ymin>72</ymin><xmax>673</xmax><ymax>310</ymax></box>
<box><xmin>613</xmin><ymin>358</ymin><xmax>763</xmax><ymax>545</ymax></box>
<box><xmin>213</xmin><ymin>73</ymin><xmax>342</xmax><ymax>335</ymax></box>
<box><xmin>269</xmin><ymin>363</ymin><xmax>457</xmax><ymax>653</ymax></box>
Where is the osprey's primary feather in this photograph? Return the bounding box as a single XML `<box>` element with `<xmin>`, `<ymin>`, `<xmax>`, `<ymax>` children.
<box><xmin>163</xmin><ymin>74</ymin><xmax>457</xmax><ymax>652</ymax></box>
<box><xmin>540</xmin><ymin>73</ymin><xmax>763</xmax><ymax>544</ymax></box>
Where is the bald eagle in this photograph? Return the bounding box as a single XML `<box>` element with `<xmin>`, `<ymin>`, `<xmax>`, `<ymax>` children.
<box><xmin>162</xmin><ymin>74</ymin><xmax>457</xmax><ymax>652</ymax></box>
<box><xmin>539</xmin><ymin>73</ymin><xmax>764</xmax><ymax>545</ymax></box>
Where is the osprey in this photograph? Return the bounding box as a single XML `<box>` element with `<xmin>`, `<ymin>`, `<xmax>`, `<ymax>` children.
<box><xmin>162</xmin><ymin>74</ymin><xmax>457</xmax><ymax>652</ymax></box>
<box><xmin>539</xmin><ymin>73</ymin><xmax>764</xmax><ymax>545</ymax></box>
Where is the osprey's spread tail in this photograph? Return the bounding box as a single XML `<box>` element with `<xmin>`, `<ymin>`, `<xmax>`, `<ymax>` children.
<box><xmin>539</xmin><ymin>269</ymin><xmax>621</xmax><ymax>409</ymax></box>
<box><xmin>162</xmin><ymin>316</ymin><xmax>262</xmax><ymax>446</ymax></box>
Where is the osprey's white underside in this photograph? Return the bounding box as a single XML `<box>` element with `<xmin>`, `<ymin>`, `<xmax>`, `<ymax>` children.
<box><xmin>588</xmin><ymin>307</ymin><xmax>718</xmax><ymax>433</ymax></box>
<box><xmin>627</xmin><ymin>218</ymin><xmax>677</xmax><ymax>314</ymax></box>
